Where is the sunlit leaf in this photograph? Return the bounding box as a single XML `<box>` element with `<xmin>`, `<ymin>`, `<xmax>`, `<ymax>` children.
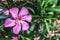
<box><xmin>46</xmin><ymin>6</ymin><xmax>60</xmax><ymax>12</ymax></box>
<box><xmin>30</xmin><ymin>24</ymin><xmax>36</xmax><ymax>31</ymax></box>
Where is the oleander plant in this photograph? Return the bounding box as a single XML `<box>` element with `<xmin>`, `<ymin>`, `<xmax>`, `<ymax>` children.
<box><xmin>0</xmin><ymin>0</ymin><xmax>60</xmax><ymax>40</ymax></box>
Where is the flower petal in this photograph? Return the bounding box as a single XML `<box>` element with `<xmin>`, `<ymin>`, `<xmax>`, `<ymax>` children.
<box><xmin>22</xmin><ymin>15</ymin><xmax>32</xmax><ymax>22</ymax></box>
<box><xmin>19</xmin><ymin>7</ymin><xmax>29</xmax><ymax>16</ymax></box>
<box><xmin>3</xmin><ymin>10</ymin><xmax>9</xmax><ymax>15</ymax></box>
<box><xmin>4</xmin><ymin>18</ymin><xmax>15</xmax><ymax>27</ymax></box>
<box><xmin>57</xmin><ymin>23</ymin><xmax>60</xmax><ymax>26</ymax></box>
<box><xmin>13</xmin><ymin>24</ymin><xmax>21</xmax><ymax>34</ymax></box>
<box><xmin>11</xmin><ymin>37</ymin><xmax>18</xmax><ymax>40</ymax></box>
<box><xmin>9</xmin><ymin>7</ymin><xmax>19</xmax><ymax>19</ymax></box>
<box><xmin>0</xmin><ymin>8</ymin><xmax>3</xmax><ymax>11</ymax></box>
<box><xmin>21</xmin><ymin>21</ymin><xmax>29</xmax><ymax>31</ymax></box>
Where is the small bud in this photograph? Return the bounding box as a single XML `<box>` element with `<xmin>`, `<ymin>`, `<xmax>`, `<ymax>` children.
<box><xmin>3</xmin><ymin>10</ymin><xmax>9</xmax><ymax>15</ymax></box>
<box><xmin>5</xmin><ymin>35</ymin><xmax>8</xmax><ymax>38</ymax></box>
<box><xmin>0</xmin><ymin>8</ymin><xmax>3</xmax><ymax>11</ymax></box>
<box><xmin>11</xmin><ymin>37</ymin><xmax>18</xmax><ymax>40</ymax></box>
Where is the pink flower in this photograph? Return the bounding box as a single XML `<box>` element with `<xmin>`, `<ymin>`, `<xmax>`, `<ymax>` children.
<box><xmin>47</xmin><ymin>31</ymin><xmax>55</xmax><ymax>37</ymax></box>
<box><xmin>11</xmin><ymin>37</ymin><xmax>18</xmax><ymax>40</ymax></box>
<box><xmin>4</xmin><ymin>7</ymin><xmax>32</xmax><ymax>34</ymax></box>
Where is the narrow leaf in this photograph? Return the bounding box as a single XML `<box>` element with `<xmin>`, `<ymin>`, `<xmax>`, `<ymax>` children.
<box><xmin>0</xmin><ymin>15</ymin><xmax>9</xmax><ymax>19</ymax></box>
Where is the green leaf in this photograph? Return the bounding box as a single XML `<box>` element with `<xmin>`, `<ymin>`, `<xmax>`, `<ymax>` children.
<box><xmin>27</xmin><ymin>7</ymin><xmax>35</xmax><ymax>14</ymax></box>
<box><xmin>39</xmin><ymin>23</ymin><xmax>45</xmax><ymax>31</ymax></box>
<box><xmin>0</xmin><ymin>15</ymin><xmax>10</xmax><ymax>19</ymax></box>
<box><xmin>0</xmin><ymin>12</ymin><xmax>3</xmax><ymax>15</ymax></box>
<box><xmin>13</xmin><ymin>0</ymin><xmax>16</xmax><ymax>2</ymax></box>
<box><xmin>26</xmin><ymin>38</ymin><xmax>31</xmax><ymax>40</ymax></box>
<box><xmin>51</xmin><ymin>0</ymin><xmax>58</xmax><ymax>8</ymax></box>
<box><xmin>27</xmin><ymin>30</ymin><xmax>30</xmax><ymax>34</ymax></box>
<box><xmin>46</xmin><ymin>6</ymin><xmax>60</xmax><ymax>12</ymax></box>
<box><xmin>21</xmin><ymin>36</ymin><xmax>25</xmax><ymax>40</ymax></box>
<box><xmin>44</xmin><ymin>20</ymin><xmax>50</xmax><ymax>32</ymax></box>
<box><xmin>48</xmin><ymin>12</ymin><xmax>54</xmax><ymax>15</ymax></box>
<box><xmin>0</xmin><ymin>25</ymin><xmax>3</xmax><ymax>29</ymax></box>
<box><xmin>44</xmin><ymin>0</ymin><xmax>57</xmax><ymax>8</ymax></box>
<box><xmin>0</xmin><ymin>4</ymin><xmax>7</xmax><ymax>14</ymax></box>
<box><xmin>30</xmin><ymin>24</ymin><xmax>36</xmax><ymax>31</ymax></box>
<box><xmin>0</xmin><ymin>4</ymin><xmax>7</xmax><ymax>10</ymax></box>
<box><xmin>26</xmin><ymin>1</ymin><xmax>33</xmax><ymax>5</ymax></box>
